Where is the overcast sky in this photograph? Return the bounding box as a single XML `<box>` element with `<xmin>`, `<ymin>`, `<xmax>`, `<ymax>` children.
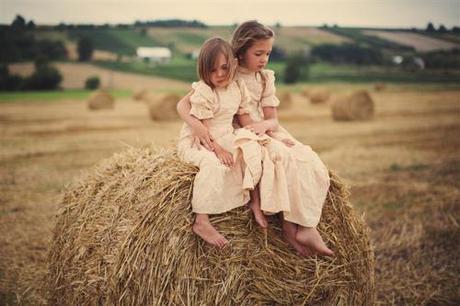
<box><xmin>1</xmin><ymin>0</ymin><xmax>459</xmax><ymax>28</ymax></box>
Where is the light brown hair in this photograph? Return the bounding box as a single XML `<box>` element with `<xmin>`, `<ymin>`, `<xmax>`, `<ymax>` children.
<box><xmin>230</xmin><ymin>20</ymin><xmax>274</xmax><ymax>62</ymax></box>
<box><xmin>197</xmin><ymin>37</ymin><xmax>237</xmax><ymax>88</ymax></box>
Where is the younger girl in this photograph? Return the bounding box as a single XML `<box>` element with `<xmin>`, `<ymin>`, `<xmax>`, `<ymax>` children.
<box><xmin>177</xmin><ymin>21</ymin><xmax>333</xmax><ymax>257</ymax></box>
<box><xmin>177</xmin><ymin>37</ymin><xmax>264</xmax><ymax>248</ymax></box>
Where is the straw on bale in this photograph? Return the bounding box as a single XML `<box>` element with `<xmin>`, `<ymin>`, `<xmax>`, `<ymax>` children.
<box><xmin>276</xmin><ymin>91</ymin><xmax>293</xmax><ymax>110</ymax></box>
<box><xmin>374</xmin><ymin>83</ymin><xmax>386</xmax><ymax>91</ymax></box>
<box><xmin>145</xmin><ymin>93</ymin><xmax>180</xmax><ymax>121</ymax></box>
<box><xmin>47</xmin><ymin>146</ymin><xmax>375</xmax><ymax>305</ymax></box>
<box><xmin>331</xmin><ymin>90</ymin><xmax>375</xmax><ymax>121</ymax></box>
<box><xmin>132</xmin><ymin>88</ymin><xmax>148</xmax><ymax>101</ymax></box>
<box><xmin>309</xmin><ymin>88</ymin><xmax>331</xmax><ymax>104</ymax></box>
<box><xmin>87</xmin><ymin>90</ymin><xmax>115</xmax><ymax>110</ymax></box>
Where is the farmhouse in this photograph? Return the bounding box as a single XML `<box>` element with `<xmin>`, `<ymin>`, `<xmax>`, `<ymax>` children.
<box><xmin>136</xmin><ymin>47</ymin><xmax>171</xmax><ymax>64</ymax></box>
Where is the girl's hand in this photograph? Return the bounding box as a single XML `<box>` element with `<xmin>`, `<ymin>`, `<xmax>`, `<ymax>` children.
<box><xmin>190</xmin><ymin>121</ymin><xmax>214</xmax><ymax>151</ymax></box>
<box><xmin>214</xmin><ymin>145</ymin><xmax>234</xmax><ymax>167</ymax></box>
<box><xmin>281</xmin><ymin>138</ymin><xmax>295</xmax><ymax>147</ymax></box>
<box><xmin>245</xmin><ymin>121</ymin><xmax>269</xmax><ymax>135</ymax></box>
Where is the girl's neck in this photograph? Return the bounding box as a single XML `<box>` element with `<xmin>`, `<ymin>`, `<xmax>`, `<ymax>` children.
<box><xmin>238</xmin><ymin>65</ymin><xmax>261</xmax><ymax>74</ymax></box>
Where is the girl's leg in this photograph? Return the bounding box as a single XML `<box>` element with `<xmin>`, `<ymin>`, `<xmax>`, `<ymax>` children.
<box><xmin>296</xmin><ymin>226</ymin><xmax>334</xmax><ymax>256</ymax></box>
<box><xmin>192</xmin><ymin>213</ymin><xmax>228</xmax><ymax>248</ymax></box>
<box><xmin>249</xmin><ymin>185</ymin><xmax>268</xmax><ymax>228</ymax></box>
<box><xmin>280</xmin><ymin>214</ymin><xmax>308</xmax><ymax>257</ymax></box>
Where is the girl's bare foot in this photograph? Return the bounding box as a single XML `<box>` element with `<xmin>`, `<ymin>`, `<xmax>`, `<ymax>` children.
<box><xmin>193</xmin><ymin>216</ymin><xmax>228</xmax><ymax>248</ymax></box>
<box><xmin>282</xmin><ymin>220</ymin><xmax>308</xmax><ymax>257</ymax></box>
<box><xmin>296</xmin><ymin>227</ymin><xmax>334</xmax><ymax>256</ymax></box>
<box><xmin>249</xmin><ymin>202</ymin><xmax>268</xmax><ymax>228</ymax></box>
<box><xmin>249</xmin><ymin>187</ymin><xmax>268</xmax><ymax>228</ymax></box>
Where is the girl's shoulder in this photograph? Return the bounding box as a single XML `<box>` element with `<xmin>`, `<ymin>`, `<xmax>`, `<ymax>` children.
<box><xmin>191</xmin><ymin>81</ymin><xmax>215</xmax><ymax>101</ymax></box>
<box><xmin>192</xmin><ymin>80</ymin><xmax>213</xmax><ymax>94</ymax></box>
<box><xmin>260</xmin><ymin>69</ymin><xmax>276</xmax><ymax>83</ymax></box>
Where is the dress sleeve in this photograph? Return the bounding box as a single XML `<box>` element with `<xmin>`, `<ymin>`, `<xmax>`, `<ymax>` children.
<box><xmin>260</xmin><ymin>70</ymin><xmax>280</xmax><ymax>108</ymax></box>
<box><xmin>189</xmin><ymin>81</ymin><xmax>215</xmax><ymax>119</ymax></box>
<box><xmin>235</xmin><ymin>78</ymin><xmax>252</xmax><ymax>115</ymax></box>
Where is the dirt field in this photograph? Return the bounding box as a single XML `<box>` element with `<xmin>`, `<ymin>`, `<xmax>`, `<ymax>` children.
<box><xmin>8</xmin><ymin>62</ymin><xmax>189</xmax><ymax>91</ymax></box>
<box><xmin>364</xmin><ymin>30</ymin><xmax>460</xmax><ymax>52</ymax></box>
<box><xmin>0</xmin><ymin>83</ymin><xmax>459</xmax><ymax>304</ymax></box>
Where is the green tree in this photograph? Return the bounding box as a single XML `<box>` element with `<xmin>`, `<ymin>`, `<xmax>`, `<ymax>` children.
<box><xmin>438</xmin><ymin>24</ymin><xmax>447</xmax><ymax>33</ymax></box>
<box><xmin>284</xmin><ymin>54</ymin><xmax>309</xmax><ymax>84</ymax></box>
<box><xmin>24</xmin><ymin>65</ymin><xmax>62</xmax><ymax>90</ymax></box>
<box><xmin>426</xmin><ymin>22</ymin><xmax>435</xmax><ymax>32</ymax></box>
<box><xmin>85</xmin><ymin>76</ymin><xmax>100</xmax><ymax>90</ymax></box>
<box><xmin>26</xmin><ymin>20</ymin><xmax>36</xmax><ymax>30</ymax></box>
<box><xmin>11</xmin><ymin>15</ymin><xmax>26</xmax><ymax>31</ymax></box>
<box><xmin>77</xmin><ymin>37</ymin><xmax>94</xmax><ymax>61</ymax></box>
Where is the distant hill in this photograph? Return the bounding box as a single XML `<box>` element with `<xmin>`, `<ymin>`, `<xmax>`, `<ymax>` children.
<box><xmin>31</xmin><ymin>25</ymin><xmax>351</xmax><ymax>57</ymax></box>
<box><xmin>29</xmin><ymin>25</ymin><xmax>459</xmax><ymax>58</ymax></box>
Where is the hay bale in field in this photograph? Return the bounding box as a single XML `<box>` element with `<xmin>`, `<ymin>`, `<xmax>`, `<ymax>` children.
<box><xmin>47</xmin><ymin>146</ymin><xmax>375</xmax><ymax>305</ymax></box>
<box><xmin>276</xmin><ymin>91</ymin><xmax>293</xmax><ymax>110</ymax></box>
<box><xmin>374</xmin><ymin>83</ymin><xmax>386</xmax><ymax>91</ymax></box>
<box><xmin>87</xmin><ymin>90</ymin><xmax>115</xmax><ymax>110</ymax></box>
<box><xmin>331</xmin><ymin>90</ymin><xmax>375</xmax><ymax>121</ymax></box>
<box><xmin>145</xmin><ymin>93</ymin><xmax>180</xmax><ymax>121</ymax></box>
<box><xmin>132</xmin><ymin>88</ymin><xmax>148</xmax><ymax>101</ymax></box>
<box><xmin>309</xmin><ymin>89</ymin><xmax>331</xmax><ymax>104</ymax></box>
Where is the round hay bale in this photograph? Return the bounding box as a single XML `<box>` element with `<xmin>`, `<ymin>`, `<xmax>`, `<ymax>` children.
<box><xmin>309</xmin><ymin>89</ymin><xmax>331</xmax><ymax>104</ymax></box>
<box><xmin>145</xmin><ymin>93</ymin><xmax>180</xmax><ymax>121</ymax></box>
<box><xmin>374</xmin><ymin>82</ymin><xmax>386</xmax><ymax>91</ymax></box>
<box><xmin>276</xmin><ymin>91</ymin><xmax>293</xmax><ymax>110</ymax></box>
<box><xmin>87</xmin><ymin>90</ymin><xmax>115</xmax><ymax>110</ymax></box>
<box><xmin>132</xmin><ymin>88</ymin><xmax>148</xmax><ymax>101</ymax></box>
<box><xmin>47</xmin><ymin>146</ymin><xmax>375</xmax><ymax>305</ymax></box>
<box><xmin>331</xmin><ymin>90</ymin><xmax>375</xmax><ymax>121</ymax></box>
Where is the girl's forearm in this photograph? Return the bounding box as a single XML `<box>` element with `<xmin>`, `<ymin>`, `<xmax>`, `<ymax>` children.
<box><xmin>264</xmin><ymin>118</ymin><xmax>279</xmax><ymax>131</ymax></box>
<box><xmin>262</xmin><ymin>107</ymin><xmax>280</xmax><ymax>131</ymax></box>
<box><xmin>176</xmin><ymin>92</ymin><xmax>204</xmax><ymax>128</ymax></box>
<box><xmin>237</xmin><ymin>113</ymin><xmax>254</xmax><ymax>127</ymax></box>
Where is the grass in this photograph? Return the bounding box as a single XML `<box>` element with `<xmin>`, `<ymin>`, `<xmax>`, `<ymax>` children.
<box><xmin>0</xmin><ymin>89</ymin><xmax>132</xmax><ymax>103</ymax></box>
<box><xmin>68</xmin><ymin>28</ymin><xmax>159</xmax><ymax>56</ymax></box>
<box><xmin>94</xmin><ymin>58</ymin><xmax>198</xmax><ymax>82</ymax></box>
<box><xmin>93</xmin><ymin>56</ymin><xmax>460</xmax><ymax>84</ymax></box>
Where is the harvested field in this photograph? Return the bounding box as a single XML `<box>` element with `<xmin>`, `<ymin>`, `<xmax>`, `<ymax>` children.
<box><xmin>0</xmin><ymin>84</ymin><xmax>459</xmax><ymax>304</ymax></box>
<box><xmin>363</xmin><ymin>30</ymin><xmax>460</xmax><ymax>52</ymax></box>
<box><xmin>8</xmin><ymin>62</ymin><xmax>189</xmax><ymax>91</ymax></box>
<box><xmin>274</xmin><ymin>27</ymin><xmax>350</xmax><ymax>52</ymax></box>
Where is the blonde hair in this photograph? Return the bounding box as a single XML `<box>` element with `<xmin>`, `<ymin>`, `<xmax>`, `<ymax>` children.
<box><xmin>231</xmin><ymin>20</ymin><xmax>274</xmax><ymax>62</ymax></box>
<box><xmin>197</xmin><ymin>37</ymin><xmax>237</xmax><ymax>88</ymax></box>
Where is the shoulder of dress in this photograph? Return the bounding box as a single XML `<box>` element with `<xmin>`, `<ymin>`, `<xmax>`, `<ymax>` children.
<box><xmin>191</xmin><ymin>81</ymin><xmax>215</xmax><ymax>99</ymax></box>
<box><xmin>261</xmin><ymin>69</ymin><xmax>276</xmax><ymax>80</ymax></box>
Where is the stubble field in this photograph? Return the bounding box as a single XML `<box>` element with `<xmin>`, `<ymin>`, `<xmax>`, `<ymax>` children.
<box><xmin>0</xmin><ymin>83</ymin><xmax>459</xmax><ymax>304</ymax></box>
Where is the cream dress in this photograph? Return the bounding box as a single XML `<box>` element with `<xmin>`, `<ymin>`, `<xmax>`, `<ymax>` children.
<box><xmin>237</xmin><ymin>67</ymin><xmax>330</xmax><ymax>227</ymax></box>
<box><xmin>178</xmin><ymin>80</ymin><xmax>264</xmax><ymax>214</ymax></box>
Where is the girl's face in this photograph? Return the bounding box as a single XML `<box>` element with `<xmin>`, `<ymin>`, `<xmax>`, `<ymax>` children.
<box><xmin>210</xmin><ymin>52</ymin><xmax>230</xmax><ymax>88</ymax></box>
<box><xmin>240</xmin><ymin>38</ymin><xmax>273</xmax><ymax>72</ymax></box>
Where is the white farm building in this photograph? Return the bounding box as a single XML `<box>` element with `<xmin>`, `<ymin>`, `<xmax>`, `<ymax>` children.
<box><xmin>136</xmin><ymin>47</ymin><xmax>171</xmax><ymax>64</ymax></box>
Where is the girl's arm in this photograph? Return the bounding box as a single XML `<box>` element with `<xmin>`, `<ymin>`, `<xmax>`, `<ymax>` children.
<box><xmin>261</xmin><ymin>106</ymin><xmax>280</xmax><ymax>132</ymax></box>
<box><xmin>176</xmin><ymin>91</ymin><xmax>214</xmax><ymax>151</ymax></box>
<box><xmin>237</xmin><ymin>107</ymin><xmax>279</xmax><ymax>135</ymax></box>
<box><xmin>237</xmin><ymin>113</ymin><xmax>255</xmax><ymax>127</ymax></box>
<box><xmin>202</xmin><ymin>119</ymin><xmax>234</xmax><ymax>167</ymax></box>
<box><xmin>263</xmin><ymin>107</ymin><xmax>295</xmax><ymax>147</ymax></box>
